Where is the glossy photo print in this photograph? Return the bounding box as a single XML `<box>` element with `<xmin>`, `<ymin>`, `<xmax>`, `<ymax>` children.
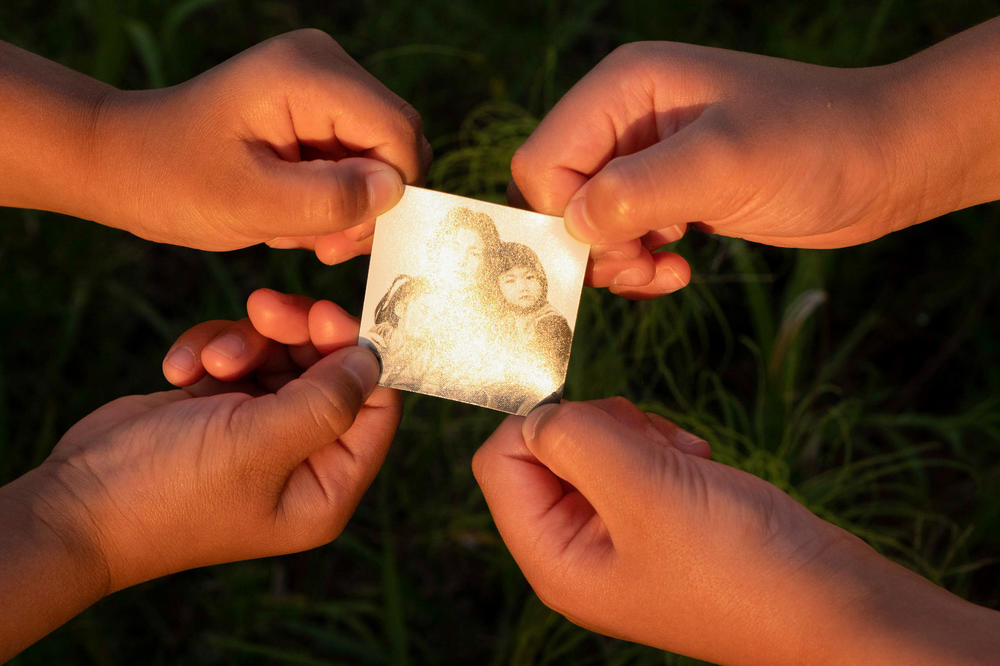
<box><xmin>359</xmin><ymin>186</ymin><xmax>589</xmax><ymax>415</ymax></box>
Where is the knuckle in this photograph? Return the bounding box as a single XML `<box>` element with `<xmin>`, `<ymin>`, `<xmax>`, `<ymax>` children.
<box><xmin>258</xmin><ymin>29</ymin><xmax>341</xmax><ymax>74</ymax></box>
<box><xmin>304</xmin><ymin>377</ymin><xmax>360</xmax><ymax>438</ymax></box>
<box><xmin>509</xmin><ymin>145</ymin><xmax>535</xmax><ymax>187</ymax></box>
<box><xmin>528</xmin><ymin>566</ymin><xmax>578</xmax><ymax>618</ymax></box>
<box><xmin>311</xmin><ymin>173</ymin><xmax>368</xmax><ymax>228</ymax></box>
<box><xmin>602</xmin><ymin>41</ymin><xmax>656</xmax><ymax>73</ymax></box>
<box><xmin>470</xmin><ymin>447</ymin><xmax>488</xmax><ymax>482</ymax></box>
<box><xmin>605</xmin><ymin>395</ymin><xmax>633</xmax><ymax>411</ymax></box>
<box><xmin>531</xmin><ymin>403</ymin><xmax>586</xmax><ymax>454</ymax></box>
<box><xmin>396</xmin><ymin>99</ymin><xmax>424</xmax><ymax>138</ymax></box>
<box><xmin>281</xmin><ymin>27</ymin><xmax>334</xmax><ymax>49</ymax></box>
<box><xmin>589</xmin><ymin>160</ymin><xmax>640</xmax><ymax>231</ymax></box>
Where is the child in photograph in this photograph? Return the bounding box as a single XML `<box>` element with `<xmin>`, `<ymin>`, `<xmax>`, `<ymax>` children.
<box><xmin>496</xmin><ymin>242</ymin><xmax>572</xmax><ymax>373</ymax></box>
<box><xmin>365</xmin><ymin>274</ymin><xmax>436</xmax><ymax>392</ymax></box>
<box><xmin>489</xmin><ymin>242</ymin><xmax>573</xmax><ymax>413</ymax></box>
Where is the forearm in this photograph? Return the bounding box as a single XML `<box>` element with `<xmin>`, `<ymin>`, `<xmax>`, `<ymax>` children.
<box><xmin>0</xmin><ymin>468</ymin><xmax>109</xmax><ymax>661</ymax></box>
<box><xmin>884</xmin><ymin>17</ymin><xmax>1000</xmax><ymax>226</ymax></box>
<box><xmin>790</xmin><ymin>532</ymin><xmax>1000</xmax><ymax>666</ymax></box>
<box><xmin>0</xmin><ymin>41</ymin><xmax>117</xmax><ymax>222</ymax></box>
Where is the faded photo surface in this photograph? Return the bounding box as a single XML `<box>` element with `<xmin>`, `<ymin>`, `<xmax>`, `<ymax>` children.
<box><xmin>359</xmin><ymin>187</ymin><xmax>589</xmax><ymax>415</ymax></box>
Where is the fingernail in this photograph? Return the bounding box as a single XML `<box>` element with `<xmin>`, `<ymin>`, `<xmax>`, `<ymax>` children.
<box><xmin>522</xmin><ymin>403</ymin><xmax>560</xmax><ymax>442</ymax></box>
<box><xmin>345</xmin><ymin>222</ymin><xmax>375</xmax><ymax>242</ymax></box>
<box><xmin>341</xmin><ymin>347</ymin><xmax>380</xmax><ymax>398</ymax></box>
<box><xmin>564</xmin><ymin>196</ymin><xmax>600</xmax><ymax>244</ymax></box>
<box><xmin>164</xmin><ymin>346</ymin><xmax>197</xmax><ymax>373</ymax></box>
<box><xmin>612</xmin><ymin>267</ymin><xmax>652</xmax><ymax>287</ymax></box>
<box><xmin>658</xmin><ymin>224</ymin><xmax>685</xmax><ymax>244</ymax></box>
<box><xmin>365</xmin><ymin>167</ymin><xmax>402</xmax><ymax>215</ymax></box>
<box><xmin>268</xmin><ymin>237</ymin><xmax>302</xmax><ymax>249</ymax></box>
<box><xmin>652</xmin><ymin>264</ymin><xmax>688</xmax><ymax>292</ymax></box>
<box><xmin>595</xmin><ymin>249</ymin><xmax>628</xmax><ymax>260</ymax></box>
<box><xmin>592</xmin><ymin>240</ymin><xmax>641</xmax><ymax>261</ymax></box>
<box><xmin>673</xmin><ymin>429</ymin><xmax>709</xmax><ymax>454</ymax></box>
<box><xmin>206</xmin><ymin>333</ymin><xmax>245</xmax><ymax>360</ymax></box>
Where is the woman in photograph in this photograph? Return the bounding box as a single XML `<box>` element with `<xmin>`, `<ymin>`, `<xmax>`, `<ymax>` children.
<box><xmin>369</xmin><ymin>206</ymin><xmax>505</xmax><ymax>404</ymax></box>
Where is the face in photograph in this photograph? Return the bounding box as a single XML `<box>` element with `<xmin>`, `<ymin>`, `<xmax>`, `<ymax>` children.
<box><xmin>499</xmin><ymin>265</ymin><xmax>544</xmax><ymax>310</ymax></box>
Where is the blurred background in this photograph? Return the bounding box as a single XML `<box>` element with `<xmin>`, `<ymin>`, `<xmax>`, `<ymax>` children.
<box><xmin>2</xmin><ymin>1</ymin><xmax>999</xmax><ymax>663</ymax></box>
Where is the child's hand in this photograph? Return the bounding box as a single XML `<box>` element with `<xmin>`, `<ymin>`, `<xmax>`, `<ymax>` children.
<box><xmin>34</xmin><ymin>289</ymin><xmax>398</xmax><ymax>595</ymax></box>
<box><xmin>473</xmin><ymin>399</ymin><xmax>1000</xmax><ymax>664</ymax></box>
<box><xmin>91</xmin><ymin>30</ymin><xmax>430</xmax><ymax>261</ymax></box>
<box><xmin>162</xmin><ymin>287</ymin><xmax>363</xmax><ymax>389</ymax></box>
<box><xmin>510</xmin><ymin>36</ymin><xmax>997</xmax><ymax>298</ymax></box>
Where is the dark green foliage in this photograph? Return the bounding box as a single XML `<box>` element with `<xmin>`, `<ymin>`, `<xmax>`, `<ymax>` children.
<box><xmin>1</xmin><ymin>1</ymin><xmax>998</xmax><ymax>664</ymax></box>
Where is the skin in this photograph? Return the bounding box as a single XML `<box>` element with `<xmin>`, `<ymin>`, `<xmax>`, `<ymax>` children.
<box><xmin>473</xmin><ymin>400</ymin><xmax>1000</xmax><ymax>665</ymax></box>
<box><xmin>510</xmin><ymin>18</ymin><xmax>1000</xmax><ymax>298</ymax></box>
<box><xmin>0</xmin><ymin>29</ymin><xmax>432</xmax><ymax>263</ymax></box>
<box><xmin>499</xmin><ymin>265</ymin><xmax>543</xmax><ymax>309</ymax></box>
<box><xmin>1</xmin><ymin>289</ymin><xmax>400</xmax><ymax>661</ymax></box>
<box><xmin>4</xmin><ymin>18</ymin><xmax>1000</xmax><ymax>665</ymax></box>
<box><xmin>445</xmin><ymin>227</ymin><xmax>486</xmax><ymax>282</ymax></box>
<box><xmin>0</xmin><ymin>32</ymin><xmax>430</xmax><ymax>658</ymax></box>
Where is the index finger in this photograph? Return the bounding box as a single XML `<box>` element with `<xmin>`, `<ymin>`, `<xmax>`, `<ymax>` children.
<box><xmin>510</xmin><ymin>42</ymin><xmax>716</xmax><ymax>216</ymax></box>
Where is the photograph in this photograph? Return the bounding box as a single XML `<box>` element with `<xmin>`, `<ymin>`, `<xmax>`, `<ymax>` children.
<box><xmin>359</xmin><ymin>186</ymin><xmax>588</xmax><ymax>415</ymax></box>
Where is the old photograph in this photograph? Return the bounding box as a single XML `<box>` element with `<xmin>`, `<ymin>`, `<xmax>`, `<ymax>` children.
<box><xmin>359</xmin><ymin>186</ymin><xmax>589</xmax><ymax>415</ymax></box>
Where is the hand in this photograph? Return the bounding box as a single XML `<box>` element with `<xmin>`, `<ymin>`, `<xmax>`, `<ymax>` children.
<box><xmin>510</xmin><ymin>31</ymin><xmax>1000</xmax><ymax>297</ymax></box>
<box><xmin>37</xmin><ymin>288</ymin><xmax>399</xmax><ymax>594</ymax></box>
<box><xmin>473</xmin><ymin>399</ymin><xmax>1000</xmax><ymax>665</ymax></box>
<box><xmin>89</xmin><ymin>29</ymin><xmax>431</xmax><ymax>260</ymax></box>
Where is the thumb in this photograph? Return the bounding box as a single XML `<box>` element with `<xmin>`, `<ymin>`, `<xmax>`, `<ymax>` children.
<box><xmin>518</xmin><ymin>402</ymin><xmax>671</xmax><ymax>531</ymax></box>
<box><xmin>261</xmin><ymin>156</ymin><xmax>403</xmax><ymax>237</ymax></box>
<box><xmin>233</xmin><ymin>346</ymin><xmax>381</xmax><ymax>470</ymax></box>
<box><xmin>563</xmin><ymin>111</ymin><xmax>744</xmax><ymax>244</ymax></box>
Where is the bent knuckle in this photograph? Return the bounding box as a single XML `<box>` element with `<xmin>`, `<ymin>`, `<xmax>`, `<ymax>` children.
<box><xmin>531</xmin><ymin>403</ymin><xmax>588</xmax><ymax>455</ymax></box>
<box><xmin>282</xmin><ymin>27</ymin><xmax>335</xmax><ymax>50</ymax></box>
<box><xmin>589</xmin><ymin>160</ymin><xmax>640</xmax><ymax>231</ymax></box>
<box><xmin>605</xmin><ymin>395</ymin><xmax>633</xmax><ymax>412</ymax></box>
<box><xmin>509</xmin><ymin>145</ymin><xmax>536</xmax><ymax>187</ymax></box>
<box><xmin>601</xmin><ymin>41</ymin><xmax>657</xmax><ymax>75</ymax></box>
<box><xmin>301</xmin><ymin>377</ymin><xmax>361</xmax><ymax>438</ymax></box>
<box><xmin>470</xmin><ymin>446</ymin><xmax>490</xmax><ymax>483</ymax></box>
<box><xmin>395</xmin><ymin>99</ymin><xmax>424</xmax><ymax>138</ymax></box>
<box><xmin>313</xmin><ymin>174</ymin><xmax>368</xmax><ymax>228</ymax></box>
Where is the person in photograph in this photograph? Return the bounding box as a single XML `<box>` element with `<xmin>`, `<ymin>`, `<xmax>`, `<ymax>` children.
<box><xmin>371</xmin><ymin>206</ymin><xmax>509</xmax><ymax>406</ymax></box>
<box><xmin>365</xmin><ymin>274</ymin><xmax>435</xmax><ymax>392</ymax></box>
<box><xmin>496</xmin><ymin>242</ymin><xmax>572</xmax><ymax>369</ymax></box>
<box><xmin>426</xmin><ymin>206</ymin><xmax>503</xmax><ymax>303</ymax></box>
<box><xmin>486</xmin><ymin>242</ymin><xmax>573</xmax><ymax>414</ymax></box>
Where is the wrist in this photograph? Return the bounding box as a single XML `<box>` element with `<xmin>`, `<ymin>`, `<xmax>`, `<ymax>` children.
<box><xmin>0</xmin><ymin>467</ymin><xmax>111</xmax><ymax>660</ymax></box>
<box><xmin>1</xmin><ymin>465</ymin><xmax>112</xmax><ymax>596</ymax></box>
<box><xmin>878</xmin><ymin>19</ymin><xmax>1000</xmax><ymax>228</ymax></box>
<box><xmin>797</xmin><ymin>530</ymin><xmax>1000</xmax><ymax>666</ymax></box>
<box><xmin>0</xmin><ymin>42</ymin><xmax>120</xmax><ymax>221</ymax></box>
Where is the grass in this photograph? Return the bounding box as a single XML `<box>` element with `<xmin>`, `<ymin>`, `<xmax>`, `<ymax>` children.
<box><xmin>2</xmin><ymin>0</ymin><xmax>999</xmax><ymax>664</ymax></box>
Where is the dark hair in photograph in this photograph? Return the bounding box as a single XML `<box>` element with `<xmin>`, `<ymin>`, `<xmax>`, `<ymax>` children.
<box><xmin>497</xmin><ymin>241</ymin><xmax>548</xmax><ymax>302</ymax></box>
<box><xmin>432</xmin><ymin>207</ymin><xmax>501</xmax><ymax>256</ymax></box>
<box><xmin>374</xmin><ymin>274</ymin><xmax>426</xmax><ymax>327</ymax></box>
